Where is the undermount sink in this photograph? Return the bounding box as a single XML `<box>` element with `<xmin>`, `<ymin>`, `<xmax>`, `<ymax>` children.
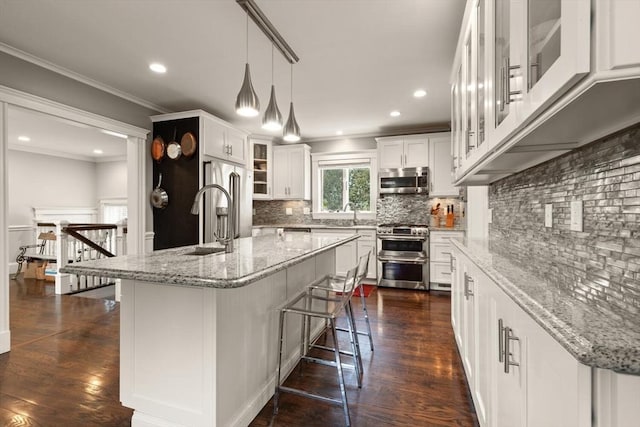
<box><xmin>185</xmin><ymin>247</ymin><xmax>226</xmax><ymax>256</ymax></box>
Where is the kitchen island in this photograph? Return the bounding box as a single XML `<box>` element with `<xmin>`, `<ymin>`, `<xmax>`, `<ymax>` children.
<box><xmin>62</xmin><ymin>232</ymin><xmax>359</xmax><ymax>427</ymax></box>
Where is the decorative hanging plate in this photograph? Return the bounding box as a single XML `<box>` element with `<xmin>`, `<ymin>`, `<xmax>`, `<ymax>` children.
<box><xmin>180</xmin><ymin>131</ymin><xmax>197</xmax><ymax>158</ymax></box>
<box><xmin>151</xmin><ymin>136</ymin><xmax>165</xmax><ymax>162</ymax></box>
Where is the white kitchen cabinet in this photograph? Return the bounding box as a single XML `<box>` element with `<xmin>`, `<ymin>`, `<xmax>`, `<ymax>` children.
<box><xmin>376</xmin><ymin>135</ymin><xmax>429</xmax><ymax>169</ymax></box>
<box><xmin>311</xmin><ymin>228</ymin><xmax>376</xmax><ymax>280</ymax></box>
<box><xmin>251</xmin><ymin>138</ymin><xmax>272</xmax><ymax>200</ymax></box>
<box><xmin>356</xmin><ymin>229</ymin><xmax>376</xmax><ymax>280</ymax></box>
<box><xmin>430</xmin><ymin>230</ymin><xmax>464</xmax><ymax>290</ymax></box>
<box><xmin>272</xmin><ymin>144</ymin><xmax>311</xmax><ymax>200</ymax></box>
<box><xmin>428</xmin><ymin>133</ymin><xmax>458</xmax><ymax>196</ymax></box>
<box><xmin>451</xmin><ymin>0</ymin><xmax>627</xmax><ymax>186</ymax></box>
<box><xmin>452</xmin><ymin>245</ymin><xmax>592</xmax><ymax>427</ymax></box>
<box><xmin>202</xmin><ymin>113</ymin><xmax>247</xmax><ymax>166</ymax></box>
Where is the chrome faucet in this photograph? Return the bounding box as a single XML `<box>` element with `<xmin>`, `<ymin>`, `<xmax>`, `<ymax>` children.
<box><xmin>343</xmin><ymin>202</ymin><xmax>358</xmax><ymax>226</ymax></box>
<box><xmin>191</xmin><ymin>184</ymin><xmax>235</xmax><ymax>253</ymax></box>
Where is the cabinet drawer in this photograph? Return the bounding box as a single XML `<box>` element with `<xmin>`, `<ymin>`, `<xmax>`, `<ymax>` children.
<box><xmin>430</xmin><ymin>230</ymin><xmax>464</xmax><ymax>243</ymax></box>
<box><xmin>431</xmin><ymin>242</ymin><xmax>453</xmax><ymax>263</ymax></box>
<box><xmin>431</xmin><ymin>262</ymin><xmax>453</xmax><ymax>284</ymax></box>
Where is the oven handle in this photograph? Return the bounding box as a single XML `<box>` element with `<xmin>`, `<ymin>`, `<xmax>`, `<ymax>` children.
<box><xmin>378</xmin><ymin>255</ymin><xmax>428</xmax><ymax>264</ymax></box>
<box><xmin>376</xmin><ymin>235</ymin><xmax>427</xmax><ymax>241</ymax></box>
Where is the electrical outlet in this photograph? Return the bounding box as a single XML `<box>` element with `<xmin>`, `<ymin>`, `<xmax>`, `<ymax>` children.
<box><xmin>252</xmin><ymin>208</ymin><xmax>256</xmax><ymax>216</ymax></box>
<box><xmin>545</xmin><ymin>204</ymin><xmax>552</xmax><ymax>228</ymax></box>
<box><xmin>303</xmin><ymin>207</ymin><xmax>310</xmax><ymax>215</ymax></box>
<box><xmin>488</xmin><ymin>208</ymin><xmax>493</xmax><ymax>224</ymax></box>
<box><xmin>285</xmin><ymin>207</ymin><xmax>293</xmax><ymax>216</ymax></box>
<box><xmin>570</xmin><ymin>200</ymin><xmax>583</xmax><ymax>232</ymax></box>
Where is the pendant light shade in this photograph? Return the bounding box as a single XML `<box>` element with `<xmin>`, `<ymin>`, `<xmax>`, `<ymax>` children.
<box><xmin>235</xmin><ymin>63</ymin><xmax>260</xmax><ymax>117</ymax></box>
<box><xmin>283</xmin><ymin>102</ymin><xmax>300</xmax><ymax>142</ymax></box>
<box><xmin>262</xmin><ymin>45</ymin><xmax>282</xmax><ymax>131</ymax></box>
<box><xmin>283</xmin><ymin>64</ymin><xmax>300</xmax><ymax>142</ymax></box>
<box><xmin>262</xmin><ymin>85</ymin><xmax>283</xmax><ymax>130</ymax></box>
<box><xmin>236</xmin><ymin>13</ymin><xmax>259</xmax><ymax>117</ymax></box>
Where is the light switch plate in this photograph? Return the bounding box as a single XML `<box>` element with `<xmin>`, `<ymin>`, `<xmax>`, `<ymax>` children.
<box><xmin>303</xmin><ymin>207</ymin><xmax>310</xmax><ymax>215</ymax></box>
<box><xmin>487</xmin><ymin>208</ymin><xmax>493</xmax><ymax>224</ymax></box>
<box><xmin>570</xmin><ymin>200</ymin><xmax>583</xmax><ymax>232</ymax></box>
<box><xmin>545</xmin><ymin>204</ymin><xmax>553</xmax><ymax>228</ymax></box>
<box><xmin>285</xmin><ymin>207</ymin><xmax>293</xmax><ymax>216</ymax></box>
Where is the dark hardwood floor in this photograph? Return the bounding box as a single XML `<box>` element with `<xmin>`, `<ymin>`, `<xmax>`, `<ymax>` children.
<box><xmin>0</xmin><ymin>277</ymin><xmax>477</xmax><ymax>427</ymax></box>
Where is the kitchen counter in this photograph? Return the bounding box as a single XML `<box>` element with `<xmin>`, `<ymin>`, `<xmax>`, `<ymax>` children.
<box><xmin>61</xmin><ymin>232</ymin><xmax>359</xmax><ymax>289</ymax></box>
<box><xmin>252</xmin><ymin>223</ymin><xmax>376</xmax><ymax>230</ymax></box>
<box><xmin>430</xmin><ymin>225</ymin><xmax>466</xmax><ymax>232</ymax></box>
<box><xmin>451</xmin><ymin>238</ymin><xmax>640</xmax><ymax>374</ymax></box>
<box><xmin>64</xmin><ymin>232</ymin><xmax>356</xmax><ymax>427</ymax></box>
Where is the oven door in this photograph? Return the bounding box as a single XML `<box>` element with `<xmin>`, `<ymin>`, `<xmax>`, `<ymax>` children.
<box><xmin>378</xmin><ymin>236</ymin><xmax>426</xmax><ymax>258</ymax></box>
<box><xmin>378</xmin><ymin>256</ymin><xmax>429</xmax><ymax>290</ymax></box>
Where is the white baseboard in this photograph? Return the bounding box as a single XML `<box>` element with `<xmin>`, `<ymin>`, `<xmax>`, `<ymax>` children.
<box><xmin>7</xmin><ymin>262</ymin><xmax>18</xmax><ymax>275</ymax></box>
<box><xmin>131</xmin><ymin>411</ymin><xmax>182</xmax><ymax>427</ymax></box>
<box><xmin>0</xmin><ymin>330</ymin><xmax>11</xmax><ymax>354</ymax></box>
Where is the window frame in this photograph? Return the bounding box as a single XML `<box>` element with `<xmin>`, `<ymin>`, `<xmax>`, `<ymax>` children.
<box><xmin>311</xmin><ymin>150</ymin><xmax>377</xmax><ymax>220</ymax></box>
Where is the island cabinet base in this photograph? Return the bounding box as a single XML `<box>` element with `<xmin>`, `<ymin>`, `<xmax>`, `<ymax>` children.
<box><xmin>120</xmin><ymin>249</ymin><xmax>335</xmax><ymax>427</ymax></box>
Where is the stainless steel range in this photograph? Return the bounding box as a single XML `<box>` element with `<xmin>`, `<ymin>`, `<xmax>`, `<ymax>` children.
<box><xmin>377</xmin><ymin>224</ymin><xmax>429</xmax><ymax>290</ymax></box>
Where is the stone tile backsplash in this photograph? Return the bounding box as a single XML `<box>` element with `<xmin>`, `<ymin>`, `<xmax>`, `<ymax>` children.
<box><xmin>252</xmin><ymin>200</ymin><xmax>376</xmax><ymax>227</ymax></box>
<box><xmin>489</xmin><ymin>124</ymin><xmax>640</xmax><ymax>317</ymax></box>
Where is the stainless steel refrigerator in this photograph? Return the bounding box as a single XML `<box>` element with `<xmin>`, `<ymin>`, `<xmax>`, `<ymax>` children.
<box><xmin>201</xmin><ymin>160</ymin><xmax>252</xmax><ymax>244</ymax></box>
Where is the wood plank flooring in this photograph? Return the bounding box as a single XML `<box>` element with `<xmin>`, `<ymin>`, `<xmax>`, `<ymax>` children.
<box><xmin>1</xmin><ymin>277</ymin><xmax>477</xmax><ymax>427</ymax></box>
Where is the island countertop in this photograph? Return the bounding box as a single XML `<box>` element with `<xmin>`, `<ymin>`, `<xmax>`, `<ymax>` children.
<box><xmin>60</xmin><ymin>232</ymin><xmax>359</xmax><ymax>289</ymax></box>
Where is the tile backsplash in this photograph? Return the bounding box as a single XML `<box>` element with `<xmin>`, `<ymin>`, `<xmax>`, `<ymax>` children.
<box><xmin>489</xmin><ymin>124</ymin><xmax>640</xmax><ymax>317</ymax></box>
<box><xmin>254</xmin><ymin>195</ymin><xmax>465</xmax><ymax>228</ymax></box>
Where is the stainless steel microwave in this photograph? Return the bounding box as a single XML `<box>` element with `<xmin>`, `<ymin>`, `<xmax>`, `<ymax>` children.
<box><xmin>379</xmin><ymin>167</ymin><xmax>429</xmax><ymax>194</ymax></box>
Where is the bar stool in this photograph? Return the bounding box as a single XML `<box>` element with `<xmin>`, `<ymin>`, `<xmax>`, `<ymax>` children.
<box><xmin>274</xmin><ymin>266</ymin><xmax>359</xmax><ymax>426</ymax></box>
<box><xmin>309</xmin><ymin>250</ymin><xmax>374</xmax><ymax>352</ymax></box>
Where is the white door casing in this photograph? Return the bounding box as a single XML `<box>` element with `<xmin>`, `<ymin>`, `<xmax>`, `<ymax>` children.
<box><xmin>0</xmin><ymin>84</ymin><xmax>149</xmax><ymax>354</ymax></box>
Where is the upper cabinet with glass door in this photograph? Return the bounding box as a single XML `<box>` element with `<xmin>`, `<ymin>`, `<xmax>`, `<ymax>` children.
<box><xmin>251</xmin><ymin>138</ymin><xmax>272</xmax><ymax>200</ymax></box>
<box><xmin>451</xmin><ymin>0</ymin><xmax>640</xmax><ymax>185</ymax></box>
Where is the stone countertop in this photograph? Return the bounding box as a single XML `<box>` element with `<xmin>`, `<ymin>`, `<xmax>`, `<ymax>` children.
<box><xmin>61</xmin><ymin>233</ymin><xmax>359</xmax><ymax>289</ymax></box>
<box><xmin>252</xmin><ymin>224</ymin><xmax>377</xmax><ymax>230</ymax></box>
<box><xmin>451</xmin><ymin>238</ymin><xmax>640</xmax><ymax>375</ymax></box>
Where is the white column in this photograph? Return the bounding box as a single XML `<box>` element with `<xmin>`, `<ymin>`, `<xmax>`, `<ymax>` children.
<box><xmin>127</xmin><ymin>136</ymin><xmax>146</xmax><ymax>256</ymax></box>
<box><xmin>0</xmin><ymin>102</ymin><xmax>10</xmax><ymax>354</ymax></box>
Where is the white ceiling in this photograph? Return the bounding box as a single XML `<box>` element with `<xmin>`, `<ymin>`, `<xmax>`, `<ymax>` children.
<box><xmin>8</xmin><ymin>106</ymin><xmax>127</xmax><ymax>161</ymax></box>
<box><xmin>0</xmin><ymin>0</ymin><xmax>464</xmax><ymax>143</ymax></box>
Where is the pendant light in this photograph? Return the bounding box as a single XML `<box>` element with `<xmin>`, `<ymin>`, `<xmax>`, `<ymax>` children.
<box><xmin>283</xmin><ymin>64</ymin><xmax>301</xmax><ymax>142</ymax></box>
<box><xmin>235</xmin><ymin>13</ymin><xmax>260</xmax><ymax>117</ymax></box>
<box><xmin>261</xmin><ymin>44</ymin><xmax>283</xmax><ymax>131</ymax></box>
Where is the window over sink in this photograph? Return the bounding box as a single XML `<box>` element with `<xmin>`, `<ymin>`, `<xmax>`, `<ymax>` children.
<box><xmin>311</xmin><ymin>151</ymin><xmax>377</xmax><ymax>220</ymax></box>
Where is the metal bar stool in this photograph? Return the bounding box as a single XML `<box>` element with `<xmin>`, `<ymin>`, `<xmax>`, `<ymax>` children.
<box><xmin>274</xmin><ymin>266</ymin><xmax>359</xmax><ymax>426</ymax></box>
<box><xmin>309</xmin><ymin>250</ymin><xmax>374</xmax><ymax>352</ymax></box>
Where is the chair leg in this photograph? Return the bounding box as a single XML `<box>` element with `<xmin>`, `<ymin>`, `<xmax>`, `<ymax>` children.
<box><xmin>274</xmin><ymin>309</ymin><xmax>286</xmax><ymax>415</ymax></box>
<box><xmin>358</xmin><ymin>283</ymin><xmax>374</xmax><ymax>351</ymax></box>
<box><xmin>346</xmin><ymin>300</ymin><xmax>363</xmax><ymax>387</ymax></box>
<box><xmin>329</xmin><ymin>318</ymin><xmax>351</xmax><ymax>427</ymax></box>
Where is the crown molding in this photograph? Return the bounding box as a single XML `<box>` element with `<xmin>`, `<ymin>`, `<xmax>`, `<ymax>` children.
<box><xmin>0</xmin><ymin>42</ymin><xmax>172</xmax><ymax>115</ymax></box>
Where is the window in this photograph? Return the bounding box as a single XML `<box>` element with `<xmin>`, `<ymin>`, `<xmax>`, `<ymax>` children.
<box><xmin>99</xmin><ymin>199</ymin><xmax>128</xmax><ymax>224</ymax></box>
<box><xmin>311</xmin><ymin>151</ymin><xmax>377</xmax><ymax>219</ymax></box>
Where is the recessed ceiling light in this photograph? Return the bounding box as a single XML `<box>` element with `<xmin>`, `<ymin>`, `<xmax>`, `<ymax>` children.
<box><xmin>93</xmin><ymin>149</ymin><xmax>103</xmax><ymax>155</ymax></box>
<box><xmin>100</xmin><ymin>129</ymin><xmax>128</xmax><ymax>139</ymax></box>
<box><xmin>390</xmin><ymin>111</ymin><xmax>401</xmax><ymax>117</ymax></box>
<box><xmin>413</xmin><ymin>89</ymin><xmax>427</xmax><ymax>98</ymax></box>
<box><xmin>336</xmin><ymin>130</ymin><xmax>343</xmax><ymax>136</ymax></box>
<box><xmin>149</xmin><ymin>63</ymin><xmax>167</xmax><ymax>74</ymax></box>
<box><xmin>18</xmin><ymin>136</ymin><xmax>30</xmax><ymax>142</ymax></box>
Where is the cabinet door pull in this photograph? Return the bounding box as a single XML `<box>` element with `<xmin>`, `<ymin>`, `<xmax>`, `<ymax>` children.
<box><xmin>404</xmin><ymin>154</ymin><xmax>407</xmax><ymax>165</ymax></box>
<box><xmin>505</xmin><ymin>57</ymin><xmax>522</xmax><ymax>105</ymax></box>
<box><xmin>504</xmin><ymin>326</ymin><xmax>520</xmax><ymax>374</ymax></box>
<box><xmin>463</xmin><ymin>273</ymin><xmax>474</xmax><ymax>300</ymax></box>
<box><xmin>498</xmin><ymin>318</ymin><xmax>505</xmax><ymax>363</ymax></box>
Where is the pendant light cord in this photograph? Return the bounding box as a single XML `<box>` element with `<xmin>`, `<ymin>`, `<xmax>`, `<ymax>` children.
<box><xmin>245</xmin><ymin>13</ymin><xmax>249</xmax><ymax>62</ymax></box>
<box><xmin>290</xmin><ymin>64</ymin><xmax>293</xmax><ymax>101</ymax></box>
<box><xmin>271</xmin><ymin>44</ymin><xmax>274</xmax><ymax>84</ymax></box>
